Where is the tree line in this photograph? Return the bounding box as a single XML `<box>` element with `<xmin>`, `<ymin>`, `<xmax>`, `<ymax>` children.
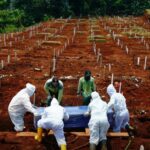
<box><xmin>0</xmin><ymin>0</ymin><xmax>150</xmax><ymax>33</ymax></box>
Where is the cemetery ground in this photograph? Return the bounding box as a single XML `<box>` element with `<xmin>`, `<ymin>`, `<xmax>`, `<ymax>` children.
<box><xmin>0</xmin><ymin>16</ymin><xmax>150</xmax><ymax>150</ymax></box>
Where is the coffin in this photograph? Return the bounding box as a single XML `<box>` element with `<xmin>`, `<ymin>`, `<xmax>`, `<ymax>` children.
<box><xmin>34</xmin><ymin>106</ymin><xmax>113</xmax><ymax>129</ymax></box>
<box><xmin>34</xmin><ymin>106</ymin><xmax>90</xmax><ymax>129</ymax></box>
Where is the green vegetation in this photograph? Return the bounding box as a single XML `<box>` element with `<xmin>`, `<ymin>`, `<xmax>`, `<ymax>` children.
<box><xmin>0</xmin><ymin>0</ymin><xmax>150</xmax><ymax>33</ymax></box>
<box><xmin>88</xmin><ymin>35</ymin><xmax>106</xmax><ymax>42</ymax></box>
<box><xmin>145</xmin><ymin>9</ymin><xmax>150</xmax><ymax>14</ymax></box>
<box><xmin>145</xmin><ymin>9</ymin><xmax>150</xmax><ymax>18</ymax></box>
<box><xmin>0</xmin><ymin>0</ymin><xmax>24</xmax><ymax>33</ymax></box>
<box><xmin>123</xmin><ymin>26</ymin><xmax>150</xmax><ymax>37</ymax></box>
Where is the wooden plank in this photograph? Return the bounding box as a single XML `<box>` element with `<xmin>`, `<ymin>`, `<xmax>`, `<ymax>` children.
<box><xmin>16</xmin><ymin>132</ymin><xmax>37</xmax><ymax>137</ymax></box>
<box><xmin>16</xmin><ymin>130</ymin><xmax>54</xmax><ymax>137</ymax></box>
<box><xmin>70</xmin><ymin>131</ymin><xmax>128</xmax><ymax>137</ymax></box>
<box><xmin>16</xmin><ymin>131</ymin><xmax>129</xmax><ymax>137</ymax></box>
<box><xmin>85</xmin><ymin>128</ymin><xmax>90</xmax><ymax>135</ymax></box>
<box><xmin>84</xmin><ymin>128</ymin><xmax>128</xmax><ymax>137</ymax></box>
<box><xmin>107</xmin><ymin>132</ymin><xmax>129</xmax><ymax>137</ymax></box>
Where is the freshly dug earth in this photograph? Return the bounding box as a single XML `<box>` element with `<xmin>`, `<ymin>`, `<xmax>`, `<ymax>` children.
<box><xmin>0</xmin><ymin>17</ymin><xmax>150</xmax><ymax>150</ymax></box>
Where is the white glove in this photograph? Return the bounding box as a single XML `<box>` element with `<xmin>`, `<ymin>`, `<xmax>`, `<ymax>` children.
<box><xmin>32</xmin><ymin>104</ymin><xmax>38</xmax><ymax>109</ymax></box>
<box><xmin>84</xmin><ymin>111</ymin><xmax>90</xmax><ymax>117</ymax></box>
<box><xmin>41</xmin><ymin>113</ymin><xmax>47</xmax><ymax>119</ymax></box>
<box><xmin>34</xmin><ymin>111</ymin><xmax>39</xmax><ymax>117</ymax></box>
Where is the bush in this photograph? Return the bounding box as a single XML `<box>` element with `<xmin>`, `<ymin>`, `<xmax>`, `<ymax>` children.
<box><xmin>4</xmin><ymin>24</ymin><xmax>18</xmax><ymax>33</ymax></box>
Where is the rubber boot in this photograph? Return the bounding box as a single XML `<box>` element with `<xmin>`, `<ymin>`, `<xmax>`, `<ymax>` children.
<box><xmin>90</xmin><ymin>143</ymin><xmax>96</xmax><ymax>150</ymax></box>
<box><xmin>125</xmin><ymin>124</ymin><xmax>134</xmax><ymax>138</ymax></box>
<box><xmin>35</xmin><ymin>127</ymin><xmax>43</xmax><ymax>142</ymax></box>
<box><xmin>60</xmin><ymin>144</ymin><xmax>67</xmax><ymax>150</ymax></box>
<box><xmin>101</xmin><ymin>140</ymin><xmax>107</xmax><ymax>150</ymax></box>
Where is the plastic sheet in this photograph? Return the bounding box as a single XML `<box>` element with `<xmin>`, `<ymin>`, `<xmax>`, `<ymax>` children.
<box><xmin>64</xmin><ymin>106</ymin><xmax>90</xmax><ymax>128</ymax></box>
<box><xmin>34</xmin><ymin>106</ymin><xmax>114</xmax><ymax>129</ymax></box>
<box><xmin>34</xmin><ymin>106</ymin><xmax>90</xmax><ymax>129</ymax></box>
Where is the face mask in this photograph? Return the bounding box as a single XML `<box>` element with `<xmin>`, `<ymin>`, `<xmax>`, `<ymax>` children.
<box><xmin>85</xmin><ymin>76</ymin><xmax>90</xmax><ymax>81</ymax></box>
<box><xmin>52</xmin><ymin>81</ymin><xmax>58</xmax><ymax>87</ymax></box>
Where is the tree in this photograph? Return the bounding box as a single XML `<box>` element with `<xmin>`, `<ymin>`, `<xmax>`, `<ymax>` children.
<box><xmin>0</xmin><ymin>0</ymin><xmax>8</xmax><ymax>9</ymax></box>
<box><xmin>46</xmin><ymin>0</ymin><xmax>71</xmax><ymax>18</ymax></box>
<box><xmin>90</xmin><ymin>0</ymin><xmax>107</xmax><ymax>16</ymax></box>
<box><xmin>1</xmin><ymin>0</ymin><xmax>149</xmax><ymax>31</ymax></box>
<box><xmin>69</xmin><ymin>0</ymin><xmax>85</xmax><ymax>16</ymax></box>
<box><xmin>0</xmin><ymin>0</ymin><xmax>24</xmax><ymax>33</ymax></box>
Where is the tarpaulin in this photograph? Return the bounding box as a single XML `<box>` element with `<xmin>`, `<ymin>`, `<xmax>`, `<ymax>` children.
<box><xmin>34</xmin><ymin>106</ymin><xmax>114</xmax><ymax>129</ymax></box>
<box><xmin>34</xmin><ymin>106</ymin><xmax>90</xmax><ymax>129</ymax></box>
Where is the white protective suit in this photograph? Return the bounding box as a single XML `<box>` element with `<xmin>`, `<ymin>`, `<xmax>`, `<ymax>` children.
<box><xmin>8</xmin><ymin>83</ymin><xmax>37</xmax><ymax>131</ymax></box>
<box><xmin>107</xmin><ymin>84</ymin><xmax>129</xmax><ymax>132</ymax></box>
<box><xmin>37</xmin><ymin>98</ymin><xmax>69</xmax><ymax>146</ymax></box>
<box><xmin>86</xmin><ymin>91</ymin><xmax>110</xmax><ymax>145</ymax></box>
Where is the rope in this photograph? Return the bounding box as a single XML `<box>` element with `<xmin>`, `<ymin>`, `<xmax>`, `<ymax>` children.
<box><xmin>67</xmin><ymin>135</ymin><xmax>79</xmax><ymax>144</ymax></box>
<box><xmin>124</xmin><ymin>137</ymin><xmax>134</xmax><ymax>150</ymax></box>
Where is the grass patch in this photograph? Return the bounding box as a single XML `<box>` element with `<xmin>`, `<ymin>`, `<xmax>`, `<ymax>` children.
<box><xmin>77</xmin><ymin>31</ymin><xmax>87</xmax><ymax>34</ymax></box>
<box><xmin>37</xmin><ymin>33</ymin><xmax>54</xmax><ymax>36</ymax></box>
<box><xmin>48</xmin><ymin>35</ymin><xmax>68</xmax><ymax>39</ymax></box>
<box><xmin>42</xmin><ymin>41</ymin><xmax>62</xmax><ymax>45</ymax></box>
<box><xmin>88</xmin><ymin>35</ymin><xmax>106</xmax><ymax>42</ymax></box>
<box><xmin>145</xmin><ymin>9</ymin><xmax>150</xmax><ymax>15</ymax></box>
<box><xmin>122</xmin><ymin>26</ymin><xmax>150</xmax><ymax>37</ymax></box>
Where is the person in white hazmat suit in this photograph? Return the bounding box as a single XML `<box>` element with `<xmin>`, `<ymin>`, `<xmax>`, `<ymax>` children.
<box><xmin>8</xmin><ymin>83</ymin><xmax>37</xmax><ymax>132</ymax></box>
<box><xmin>107</xmin><ymin>84</ymin><xmax>134</xmax><ymax>137</ymax></box>
<box><xmin>84</xmin><ymin>91</ymin><xmax>110</xmax><ymax>150</ymax></box>
<box><xmin>35</xmin><ymin>98</ymin><xmax>69</xmax><ymax>150</ymax></box>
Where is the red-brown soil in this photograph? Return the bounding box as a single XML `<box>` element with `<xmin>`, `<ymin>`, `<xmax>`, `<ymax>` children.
<box><xmin>0</xmin><ymin>17</ymin><xmax>150</xmax><ymax>150</ymax></box>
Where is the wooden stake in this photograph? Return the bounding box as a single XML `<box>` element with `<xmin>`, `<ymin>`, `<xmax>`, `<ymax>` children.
<box><xmin>33</xmin><ymin>93</ymin><xmax>36</xmax><ymax>105</ymax></box>
<box><xmin>1</xmin><ymin>60</ymin><xmax>4</xmax><ymax>69</ymax></box>
<box><xmin>73</xmin><ymin>27</ymin><xmax>76</xmax><ymax>36</ymax></box>
<box><xmin>137</xmin><ymin>57</ymin><xmax>140</xmax><ymax>66</ymax></box>
<box><xmin>52</xmin><ymin>57</ymin><xmax>56</xmax><ymax>72</ymax></box>
<box><xmin>9</xmin><ymin>41</ymin><xmax>12</xmax><ymax>47</ymax></box>
<box><xmin>97</xmin><ymin>53</ymin><xmax>100</xmax><ymax>63</ymax></box>
<box><xmin>108</xmin><ymin>64</ymin><xmax>111</xmax><ymax>72</ymax></box>
<box><xmin>144</xmin><ymin>56</ymin><xmax>147</xmax><ymax>70</ymax></box>
<box><xmin>93</xmin><ymin>43</ymin><xmax>96</xmax><ymax>55</ymax></box>
<box><xmin>7</xmin><ymin>55</ymin><xmax>10</xmax><ymax>63</ymax></box>
<box><xmin>119</xmin><ymin>82</ymin><xmax>122</xmax><ymax>93</ymax></box>
<box><xmin>125</xmin><ymin>46</ymin><xmax>129</xmax><ymax>54</ymax></box>
<box><xmin>141</xmin><ymin>36</ymin><xmax>144</xmax><ymax>43</ymax></box>
<box><xmin>99</xmin><ymin>54</ymin><xmax>102</xmax><ymax>67</ymax></box>
<box><xmin>117</xmin><ymin>39</ymin><xmax>120</xmax><ymax>46</ymax></box>
<box><xmin>146</xmin><ymin>44</ymin><xmax>149</xmax><ymax>50</ymax></box>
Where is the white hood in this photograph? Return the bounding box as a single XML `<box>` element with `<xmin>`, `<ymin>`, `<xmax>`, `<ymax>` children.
<box><xmin>26</xmin><ymin>83</ymin><xmax>36</xmax><ymax>96</ymax></box>
<box><xmin>88</xmin><ymin>91</ymin><xmax>108</xmax><ymax>121</ymax></box>
<box><xmin>107</xmin><ymin>84</ymin><xmax>116</xmax><ymax>97</ymax></box>
<box><xmin>91</xmin><ymin>91</ymin><xmax>100</xmax><ymax>101</ymax></box>
<box><xmin>91</xmin><ymin>91</ymin><xmax>103</xmax><ymax>103</ymax></box>
<box><xmin>51</xmin><ymin>98</ymin><xmax>59</xmax><ymax>106</ymax></box>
